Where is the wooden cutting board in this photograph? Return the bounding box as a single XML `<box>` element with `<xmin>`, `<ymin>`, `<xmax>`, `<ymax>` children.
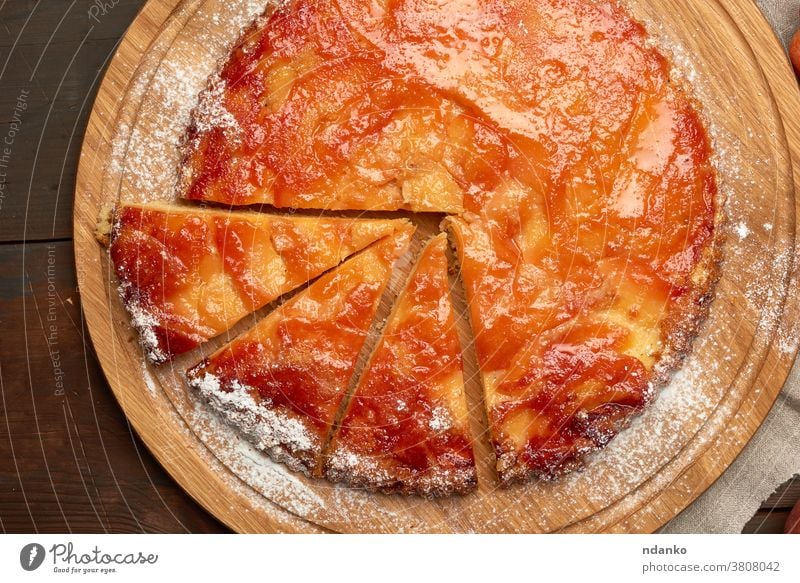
<box><xmin>73</xmin><ymin>0</ymin><xmax>800</xmax><ymax>533</ymax></box>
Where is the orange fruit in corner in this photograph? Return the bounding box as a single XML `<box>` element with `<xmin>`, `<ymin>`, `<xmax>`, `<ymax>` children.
<box><xmin>791</xmin><ymin>27</ymin><xmax>800</xmax><ymax>76</ymax></box>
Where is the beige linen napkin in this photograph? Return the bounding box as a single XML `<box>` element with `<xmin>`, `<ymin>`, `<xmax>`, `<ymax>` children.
<box><xmin>759</xmin><ymin>0</ymin><xmax>800</xmax><ymax>46</ymax></box>
<box><xmin>662</xmin><ymin>0</ymin><xmax>800</xmax><ymax>534</ymax></box>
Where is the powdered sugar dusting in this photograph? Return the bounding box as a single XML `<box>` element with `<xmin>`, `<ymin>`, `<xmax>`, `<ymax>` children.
<box><xmin>229</xmin><ymin>439</ymin><xmax>327</xmax><ymax>515</ymax></box>
<box><xmin>327</xmin><ymin>445</ymin><xmax>391</xmax><ymax>485</ymax></box>
<box><xmin>189</xmin><ymin>372</ymin><xmax>315</xmax><ymax>457</ymax></box>
<box><xmin>116</xmin><ymin>59</ymin><xmax>207</xmax><ymax>200</ymax></box>
<box><xmin>428</xmin><ymin>406</ymin><xmax>453</xmax><ymax>432</ymax></box>
<box><xmin>109</xmin><ymin>0</ymin><xmax>272</xmax><ymax>203</ymax></box>
<box><xmin>641</xmin><ymin>1</ymin><xmax>799</xmax><ymax>359</ymax></box>
<box><xmin>735</xmin><ymin>222</ymin><xmax>750</xmax><ymax>240</ymax></box>
<box><xmin>325</xmin><ymin>440</ymin><xmax>478</xmax><ymax>499</ymax></box>
<box><xmin>185</xmin><ymin>369</ymin><xmax>331</xmax><ymax>517</ymax></box>
<box><xmin>118</xmin><ymin>282</ymin><xmax>168</xmax><ymax>364</ymax></box>
<box><xmin>564</xmin><ymin>357</ymin><xmax>719</xmax><ymax>501</ymax></box>
<box><xmin>642</xmin><ymin>8</ymin><xmax>766</xmax><ymax>216</ymax></box>
<box><xmin>103</xmin><ymin>0</ymin><xmax>359</xmax><ymax>519</ymax></box>
<box><xmin>141</xmin><ymin>361</ymin><xmax>159</xmax><ymax>398</ymax></box>
<box><xmin>744</xmin><ymin>249</ymin><xmax>793</xmax><ymax>335</ymax></box>
<box><xmin>185</xmin><ymin>394</ymin><xmax>328</xmax><ymax>519</ymax></box>
<box><xmin>190</xmin><ymin>75</ymin><xmax>240</xmax><ymax>137</ymax></box>
<box><xmin>150</xmin><ymin>385</ymin><xmax>322</xmax><ymax>530</ymax></box>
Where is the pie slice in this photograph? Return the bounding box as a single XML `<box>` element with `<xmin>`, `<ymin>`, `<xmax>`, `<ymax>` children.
<box><xmin>445</xmin><ymin>80</ymin><xmax>717</xmax><ymax>484</ymax></box>
<box><xmin>104</xmin><ymin>202</ymin><xmax>409</xmax><ymax>363</ymax></box>
<box><xmin>325</xmin><ymin>234</ymin><xmax>476</xmax><ymax>496</ymax></box>
<box><xmin>186</xmin><ymin>227</ymin><xmax>414</xmax><ymax>474</ymax></box>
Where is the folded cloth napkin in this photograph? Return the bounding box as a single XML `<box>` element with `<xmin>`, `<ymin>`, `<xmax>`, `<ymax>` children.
<box><xmin>663</xmin><ymin>0</ymin><xmax>800</xmax><ymax>534</ymax></box>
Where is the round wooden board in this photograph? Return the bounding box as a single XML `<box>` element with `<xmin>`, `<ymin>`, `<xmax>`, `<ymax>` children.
<box><xmin>74</xmin><ymin>0</ymin><xmax>800</xmax><ymax>533</ymax></box>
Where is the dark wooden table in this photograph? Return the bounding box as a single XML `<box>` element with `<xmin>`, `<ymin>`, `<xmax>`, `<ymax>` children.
<box><xmin>0</xmin><ymin>0</ymin><xmax>796</xmax><ymax>534</ymax></box>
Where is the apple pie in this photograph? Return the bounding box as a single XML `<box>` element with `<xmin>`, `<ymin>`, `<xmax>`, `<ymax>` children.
<box><xmin>104</xmin><ymin>0</ymin><xmax>719</xmax><ymax>490</ymax></box>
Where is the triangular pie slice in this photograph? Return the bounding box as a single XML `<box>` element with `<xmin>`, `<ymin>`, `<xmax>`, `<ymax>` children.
<box><xmin>103</xmin><ymin>202</ymin><xmax>409</xmax><ymax>363</ymax></box>
<box><xmin>186</xmin><ymin>227</ymin><xmax>414</xmax><ymax>474</ymax></box>
<box><xmin>325</xmin><ymin>234</ymin><xmax>477</xmax><ymax>496</ymax></box>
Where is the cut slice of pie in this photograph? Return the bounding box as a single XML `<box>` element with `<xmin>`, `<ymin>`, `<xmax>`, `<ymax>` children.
<box><xmin>325</xmin><ymin>234</ymin><xmax>477</xmax><ymax>496</ymax></box>
<box><xmin>103</xmin><ymin>202</ymin><xmax>409</xmax><ymax>363</ymax></box>
<box><xmin>186</xmin><ymin>227</ymin><xmax>414</xmax><ymax>474</ymax></box>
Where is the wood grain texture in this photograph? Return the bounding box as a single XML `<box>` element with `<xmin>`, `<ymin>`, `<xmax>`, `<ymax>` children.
<box><xmin>0</xmin><ymin>240</ymin><xmax>227</xmax><ymax>533</ymax></box>
<box><xmin>0</xmin><ymin>0</ymin><xmax>145</xmax><ymax>242</ymax></box>
<box><xmin>72</xmin><ymin>0</ymin><xmax>800</xmax><ymax>533</ymax></box>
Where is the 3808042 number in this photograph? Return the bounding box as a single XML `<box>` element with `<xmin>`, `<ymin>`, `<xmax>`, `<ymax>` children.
<box><xmin>728</xmin><ymin>561</ymin><xmax>780</xmax><ymax>572</ymax></box>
